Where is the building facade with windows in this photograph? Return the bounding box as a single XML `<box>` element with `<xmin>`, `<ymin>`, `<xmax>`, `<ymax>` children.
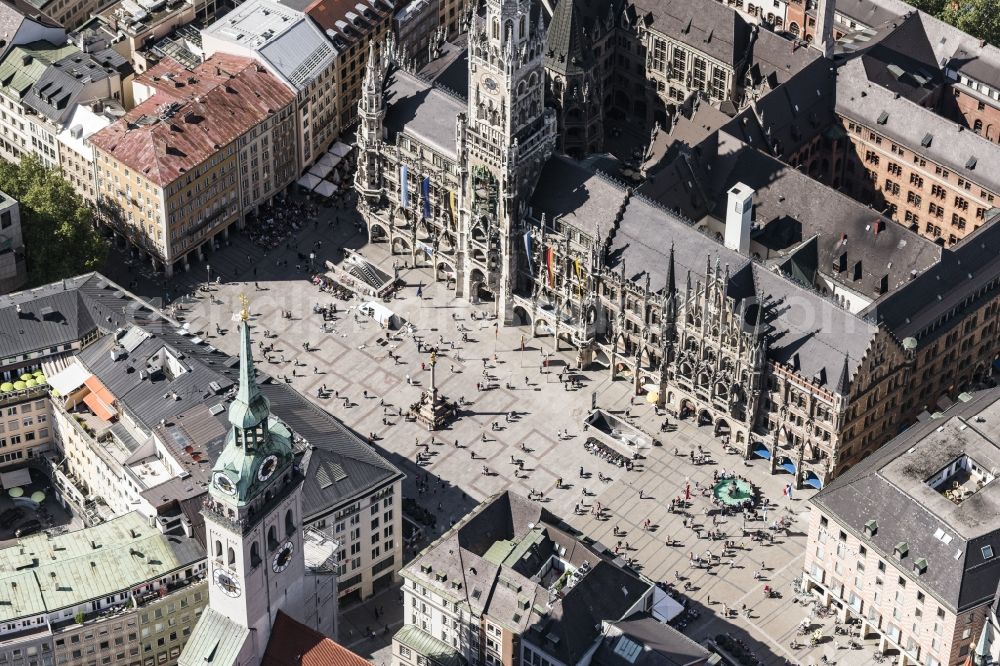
<box><xmin>803</xmin><ymin>387</ymin><xmax>1000</xmax><ymax>666</ymax></box>
<box><xmin>90</xmin><ymin>54</ymin><xmax>296</xmax><ymax>275</ymax></box>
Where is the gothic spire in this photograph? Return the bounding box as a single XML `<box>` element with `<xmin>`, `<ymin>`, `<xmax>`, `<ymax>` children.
<box><xmin>666</xmin><ymin>242</ymin><xmax>676</xmax><ymax>298</ymax></box>
<box><xmin>836</xmin><ymin>354</ymin><xmax>851</xmax><ymax>395</ymax></box>
<box><xmin>229</xmin><ymin>296</ymin><xmax>270</xmax><ymax>433</ymax></box>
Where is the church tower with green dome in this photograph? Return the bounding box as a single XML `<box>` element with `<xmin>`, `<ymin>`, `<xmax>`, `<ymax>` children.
<box><xmin>194</xmin><ymin>295</ymin><xmax>308</xmax><ymax>664</ymax></box>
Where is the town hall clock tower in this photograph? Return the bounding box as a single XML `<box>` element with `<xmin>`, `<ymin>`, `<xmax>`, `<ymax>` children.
<box><xmin>461</xmin><ymin>0</ymin><xmax>556</xmax><ymax>321</ymax></box>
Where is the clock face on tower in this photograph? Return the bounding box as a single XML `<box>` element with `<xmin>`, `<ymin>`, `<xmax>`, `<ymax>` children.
<box><xmin>272</xmin><ymin>541</ymin><xmax>294</xmax><ymax>573</ymax></box>
<box><xmin>213</xmin><ymin>472</ymin><xmax>235</xmax><ymax>495</ymax></box>
<box><xmin>214</xmin><ymin>568</ymin><xmax>242</xmax><ymax>597</ymax></box>
<box><xmin>484</xmin><ymin>76</ymin><xmax>498</xmax><ymax>94</ymax></box>
<box><xmin>257</xmin><ymin>454</ymin><xmax>279</xmax><ymax>482</ymax></box>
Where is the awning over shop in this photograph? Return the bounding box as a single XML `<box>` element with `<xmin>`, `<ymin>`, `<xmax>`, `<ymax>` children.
<box><xmin>48</xmin><ymin>362</ymin><xmax>91</xmax><ymax>396</ymax></box>
<box><xmin>308</xmin><ymin>162</ymin><xmax>333</xmax><ymax>179</ymax></box>
<box><xmin>0</xmin><ymin>468</ymin><xmax>31</xmax><ymax>490</ymax></box>
<box><xmin>318</xmin><ymin>152</ymin><xmax>342</xmax><ymax>169</ymax></box>
<box><xmin>83</xmin><ymin>376</ymin><xmax>116</xmax><ymax>421</ymax></box>
<box><xmin>752</xmin><ymin>444</ymin><xmax>771</xmax><ymax>460</ymax></box>
<box><xmin>330</xmin><ymin>141</ymin><xmax>351</xmax><ymax>158</ymax></box>
<box><xmin>804</xmin><ymin>472</ymin><xmax>823</xmax><ymax>489</ymax></box>
<box><xmin>779</xmin><ymin>459</ymin><xmax>796</xmax><ymax>475</ymax></box>
<box><xmin>296</xmin><ymin>173</ymin><xmax>321</xmax><ymax>190</ymax></box>
<box><xmin>314</xmin><ymin>181</ymin><xmax>339</xmax><ymax>198</ymax></box>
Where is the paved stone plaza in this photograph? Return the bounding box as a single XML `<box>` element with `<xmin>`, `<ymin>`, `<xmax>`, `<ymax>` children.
<box><xmin>108</xmin><ymin>205</ymin><xmax>874</xmax><ymax>665</ymax></box>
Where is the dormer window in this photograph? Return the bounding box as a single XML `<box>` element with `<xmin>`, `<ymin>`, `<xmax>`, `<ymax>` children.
<box><xmin>894</xmin><ymin>542</ymin><xmax>908</xmax><ymax>560</ymax></box>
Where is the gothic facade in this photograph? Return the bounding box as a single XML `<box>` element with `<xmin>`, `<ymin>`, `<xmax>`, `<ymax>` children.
<box><xmin>356</xmin><ymin>1</ymin><xmax>910</xmax><ymax>490</ymax></box>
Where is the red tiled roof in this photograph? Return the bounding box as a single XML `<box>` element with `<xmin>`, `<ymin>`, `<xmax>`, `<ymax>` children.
<box><xmin>261</xmin><ymin>611</ymin><xmax>370</xmax><ymax>666</ymax></box>
<box><xmin>89</xmin><ymin>54</ymin><xmax>295</xmax><ymax>187</ymax></box>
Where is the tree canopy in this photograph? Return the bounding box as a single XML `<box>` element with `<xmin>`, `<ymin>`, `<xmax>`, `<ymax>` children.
<box><xmin>0</xmin><ymin>155</ymin><xmax>108</xmax><ymax>286</ymax></box>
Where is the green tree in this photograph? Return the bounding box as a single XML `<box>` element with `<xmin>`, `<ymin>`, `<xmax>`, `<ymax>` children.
<box><xmin>0</xmin><ymin>155</ymin><xmax>108</xmax><ymax>286</ymax></box>
<box><xmin>941</xmin><ymin>0</ymin><xmax>1000</xmax><ymax>48</ymax></box>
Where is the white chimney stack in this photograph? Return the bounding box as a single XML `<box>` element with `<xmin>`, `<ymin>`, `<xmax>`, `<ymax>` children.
<box><xmin>725</xmin><ymin>183</ymin><xmax>753</xmax><ymax>255</ymax></box>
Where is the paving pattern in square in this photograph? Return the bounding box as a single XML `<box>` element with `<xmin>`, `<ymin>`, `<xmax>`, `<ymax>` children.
<box><xmin>161</xmin><ymin>218</ymin><xmax>875</xmax><ymax>665</ymax></box>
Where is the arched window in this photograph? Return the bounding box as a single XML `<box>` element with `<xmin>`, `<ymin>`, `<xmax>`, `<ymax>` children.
<box><xmin>519</xmin><ymin>16</ymin><xmax>526</xmax><ymax>38</ymax></box>
<box><xmin>214</xmin><ymin>540</ymin><xmax>222</xmax><ymax>558</ymax></box>
<box><xmin>492</xmin><ymin>17</ymin><xmax>499</xmax><ymax>40</ymax></box>
<box><xmin>250</xmin><ymin>542</ymin><xmax>261</xmax><ymax>567</ymax></box>
<box><xmin>285</xmin><ymin>509</ymin><xmax>296</xmax><ymax>537</ymax></box>
<box><xmin>505</xmin><ymin>20</ymin><xmax>513</xmax><ymax>43</ymax></box>
<box><xmin>227</xmin><ymin>547</ymin><xmax>236</xmax><ymax>566</ymax></box>
<box><xmin>268</xmin><ymin>525</ymin><xmax>278</xmax><ymax>550</ymax></box>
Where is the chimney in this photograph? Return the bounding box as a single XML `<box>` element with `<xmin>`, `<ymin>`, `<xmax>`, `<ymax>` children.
<box><xmin>724</xmin><ymin>183</ymin><xmax>753</xmax><ymax>255</ymax></box>
<box><xmin>815</xmin><ymin>0</ymin><xmax>836</xmax><ymax>59</ymax></box>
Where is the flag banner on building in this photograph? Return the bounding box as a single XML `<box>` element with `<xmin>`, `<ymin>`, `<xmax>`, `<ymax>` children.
<box><xmin>400</xmin><ymin>165</ymin><xmax>410</xmax><ymax>209</ymax></box>
<box><xmin>574</xmin><ymin>257</ymin><xmax>582</xmax><ymax>295</ymax></box>
<box><xmin>523</xmin><ymin>230</ymin><xmax>534</xmax><ymax>276</ymax></box>
<box><xmin>450</xmin><ymin>191</ymin><xmax>458</xmax><ymax>221</ymax></box>
<box><xmin>421</xmin><ymin>176</ymin><xmax>431</xmax><ymax>220</ymax></box>
<box><xmin>546</xmin><ymin>247</ymin><xmax>555</xmax><ymax>287</ymax></box>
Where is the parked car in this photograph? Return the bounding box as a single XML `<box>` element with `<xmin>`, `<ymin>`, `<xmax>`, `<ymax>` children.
<box><xmin>15</xmin><ymin>519</ymin><xmax>41</xmax><ymax>538</ymax></box>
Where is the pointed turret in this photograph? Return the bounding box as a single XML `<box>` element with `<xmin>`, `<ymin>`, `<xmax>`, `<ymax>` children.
<box><xmin>836</xmin><ymin>354</ymin><xmax>851</xmax><ymax>396</ymax></box>
<box><xmin>229</xmin><ymin>301</ymin><xmax>270</xmax><ymax>432</ymax></box>
<box><xmin>211</xmin><ymin>296</ymin><xmax>295</xmax><ymax>508</ymax></box>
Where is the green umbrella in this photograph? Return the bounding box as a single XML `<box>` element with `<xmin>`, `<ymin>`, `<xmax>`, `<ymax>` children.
<box><xmin>50</xmin><ymin>389</ymin><xmax>60</xmax><ymax>398</ymax></box>
<box><xmin>32</xmin><ymin>370</ymin><xmax>42</xmax><ymax>377</ymax></box>
<box><xmin>13</xmin><ymin>381</ymin><xmax>25</xmax><ymax>390</ymax></box>
<box><xmin>35</xmin><ymin>375</ymin><xmax>46</xmax><ymax>384</ymax></box>
<box><xmin>0</xmin><ymin>383</ymin><xmax>12</xmax><ymax>392</ymax></box>
<box><xmin>8</xmin><ymin>487</ymin><xmax>23</xmax><ymax>498</ymax></box>
<box><xmin>19</xmin><ymin>374</ymin><xmax>32</xmax><ymax>382</ymax></box>
<box><xmin>24</xmin><ymin>379</ymin><xmax>35</xmax><ymax>388</ymax></box>
<box><xmin>30</xmin><ymin>491</ymin><xmax>44</xmax><ymax>504</ymax></box>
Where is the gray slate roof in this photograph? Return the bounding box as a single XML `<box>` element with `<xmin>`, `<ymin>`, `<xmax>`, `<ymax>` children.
<box><xmin>629</xmin><ymin>0</ymin><xmax>752</xmax><ymax>68</ymax></box>
<box><xmin>601</xmin><ymin>191</ymin><xmax>876</xmax><ymax>389</ymax></box>
<box><xmin>384</xmin><ymin>68</ymin><xmax>465</xmax><ymax>159</ymax></box>
<box><xmin>404</xmin><ymin>492</ymin><xmax>652</xmax><ymax>664</ymax></box>
<box><xmin>836</xmin><ymin>56</ymin><xmax>1000</xmax><ymax>194</ymax></box>
<box><xmin>544</xmin><ymin>0</ymin><xmax>619</xmax><ymax>76</ymax></box>
<box><xmin>262</xmin><ymin>381</ymin><xmax>404</xmax><ymax>519</ymax></box>
<box><xmin>530</xmin><ymin>155</ymin><xmax>627</xmax><ymax>239</ymax></box>
<box><xmin>862</xmin><ymin>212</ymin><xmax>1000</xmax><ymax>342</ymax></box>
<box><xmin>593</xmin><ymin>614</ymin><xmax>712</xmax><ymax>666</ymax></box>
<box><xmin>4</xmin><ymin>272</ymin><xmax>403</xmax><ymax>525</ymax></box>
<box><xmin>811</xmin><ymin>387</ymin><xmax>1000</xmax><ymax>613</ymax></box>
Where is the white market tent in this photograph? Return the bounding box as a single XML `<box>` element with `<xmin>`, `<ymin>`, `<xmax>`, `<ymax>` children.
<box><xmin>309</xmin><ymin>162</ymin><xmax>333</xmax><ymax>179</ymax></box>
<box><xmin>296</xmin><ymin>173</ymin><xmax>321</xmax><ymax>190</ymax></box>
<box><xmin>360</xmin><ymin>301</ymin><xmax>400</xmax><ymax>329</ymax></box>
<box><xmin>314</xmin><ymin>180</ymin><xmax>339</xmax><ymax>198</ymax></box>
<box><xmin>330</xmin><ymin>141</ymin><xmax>352</xmax><ymax>158</ymax></box>
<box><xmin>317</xmin><ymin>152</ymin><xmax>340</xmax><ymax>169</ymax></box>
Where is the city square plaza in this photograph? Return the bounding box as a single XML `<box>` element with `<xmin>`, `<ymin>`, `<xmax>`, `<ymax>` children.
<box><xmin>165</xmin><ymin>221</ymin><xmax>873</xmax><ymax>665</ymax></box>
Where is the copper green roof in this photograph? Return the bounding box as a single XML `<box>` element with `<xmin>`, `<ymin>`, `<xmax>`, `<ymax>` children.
<box><xmin>210</xmin><ymin>319</ymin><xmax>295</xmax><ymax>506</ymax></box>
<box><xmin>178</xmin><ymin>607</ymin><xmax>249</xmax><ymax>666</ymax></box>
<box><xmin>0</xmin><ymin>511</ymin><xmax>203</xmax><ymax>622</ymax></box>
<box><xmin>0</xmin><ymin>42</ymin><xmax>76</xmax><ymax>100</ymax></box>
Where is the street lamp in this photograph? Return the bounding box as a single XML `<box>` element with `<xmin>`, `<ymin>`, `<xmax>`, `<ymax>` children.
<box><xmin>206</xmin><ymin>263</ymin><xmax>211</xmax><ymax>286</ymax></box>
<box><xmin>309</xmin><ymin>252</ymin><xmax>316</xmax><ymax>273</ymax></box>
